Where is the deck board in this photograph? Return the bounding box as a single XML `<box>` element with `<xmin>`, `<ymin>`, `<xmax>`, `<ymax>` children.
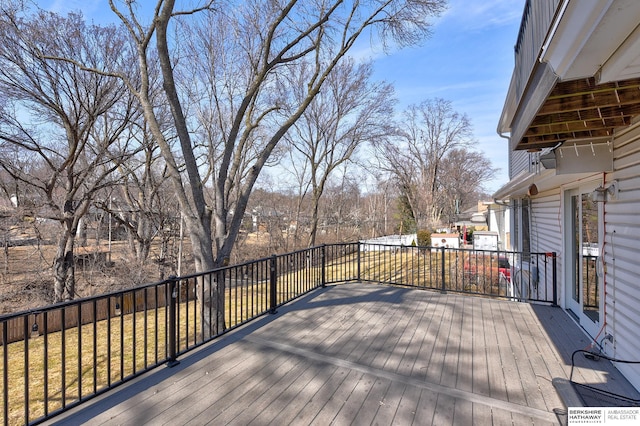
<box><xmin>45</xmin><ymin>284</ymin><xmax>640</xmax><ymax>426</ymax></box>
<box><xmin>471</xmin><ymin>299</ymin><xmax>490</xmax><ymax>397</ymax></box>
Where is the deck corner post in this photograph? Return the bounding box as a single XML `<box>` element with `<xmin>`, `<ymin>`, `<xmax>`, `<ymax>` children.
<box><xmin>167</xmin><ymin>276</ymin><xmax>180</xmax><ymax>367</ymax></box>
<box><xmin>440</xmin><ymin>246</ymin><xmax>447</xmax><ymax>293</ymax></box>
<box><xmin>356</xmin><ymin>242</ymin><xmax>361</xmax><ymax>282</ymax></box>
<box><xmin>552</xmin><ymin>252</ymin><xmax>558</xmax><ymax>306</ymax></box>
<box><xmin>321</xmin><ymin>244</ymin><xmax>326</xmax><ymax>288</ymax></box>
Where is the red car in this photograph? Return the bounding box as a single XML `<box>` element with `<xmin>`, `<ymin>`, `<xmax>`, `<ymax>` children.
<box><xmin>497</xmin><ymin>256</ymin><xmax>511</xmax><ymax>282</ymax></box>
<box><xmin>464</xmin><ymin>254</ymin><xmax>511</xmax><ymax>283</ymax></box>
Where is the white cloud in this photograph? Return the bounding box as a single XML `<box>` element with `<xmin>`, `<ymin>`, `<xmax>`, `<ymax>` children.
<box><xmin>46</xmin><ymin>0</ymin><xmax>101</xmax><ymax>15</ymax></box>
<box><xmin>440</xmin><ymin>0</ymin><xmax>525</xmax><ymax>32</ymax></box>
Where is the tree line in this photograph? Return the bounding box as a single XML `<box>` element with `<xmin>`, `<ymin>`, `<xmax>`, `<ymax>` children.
<box><xmin>0</xmin><ymin>0</ymin><xmax>494</xmax><ymax>314</ymax></box>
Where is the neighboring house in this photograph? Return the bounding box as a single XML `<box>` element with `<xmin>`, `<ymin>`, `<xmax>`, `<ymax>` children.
<box><xmin>495</xmin><ymin>0</ymin><xmax>640</xmax><ymax>390</ymax></box>
<box><xmin>454</xmin><ymin>201</ymin><xmax>511</xmax><ymax>250</ymax></box>
<box><xmin>453</xmin><ymin>201</ymin><xmax>490</xmax><ymax>231</ymax></box>
<box><xmin>486</xmin><ymin>200</ymin><xmax>511</xmax><ymax>250</ymax></box>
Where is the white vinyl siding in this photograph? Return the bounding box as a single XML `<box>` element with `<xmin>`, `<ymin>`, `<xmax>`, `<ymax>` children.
<box><xmin>604</xmin><ymin>122</ymin><xmax>640</xmax><ymax>388</ymax></box>
<box><xmin>510</xmin><ymin>149</ymin><xmax>531</xmax><ymax>178</ymax></box>
<box><xmin>530</xmin><ymin>190</ymin><xmax>561</xmax><ymax>254</ymax></box>
<box><xmin>530</xmin><ymin>190</ymin><xmax>563</xmax><ymax>306</ymax></box>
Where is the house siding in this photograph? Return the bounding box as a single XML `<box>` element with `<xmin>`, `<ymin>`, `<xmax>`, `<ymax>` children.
<box><xmin>529</xmin><ymin>189</ymin><xmax>562</xmax><ymax>305</ymax></box>
<box><xmin>519</xmin><ymin>134</ymin><xmax>640</xmax><ymax>389</ymax></box>
<box><xmin>605</xmin><ymin>123</ymin><xmax>640</xmax><ymax>387</ymax></box>
<box><xmin>511</xmin><ymin>145</ymin><xmax>640</xmax><ymax>389</ymax></box>
<box><xmin>501</xmin><ymin>0</ymin><xmax>640</xmax><ymax>395</ymax></box>
<box><xmin>510</xmin><ymin>149</ymin><xmax>531</xmax><ymax>178</ymax></box>
<box><xmin>530</xmin><ymin>190</ymin><xmax>561</xmax><ymax>254</ymax></box>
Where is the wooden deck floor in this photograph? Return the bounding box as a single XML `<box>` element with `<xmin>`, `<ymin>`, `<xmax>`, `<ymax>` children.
<box><xmin>46</xmin><ymin>284</ymin><xmax>639</xmax><ymax>425</ymax></box>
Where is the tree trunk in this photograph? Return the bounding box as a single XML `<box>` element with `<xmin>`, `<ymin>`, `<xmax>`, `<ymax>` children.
<box><xmin>308</xmin><ymin>200</ymin><xmax>320</xmax><ymax>248</ymax></box>
<box><xmin>184</xmin><ymin>214</ymin><xmax>224</xmax><ymax>337</ymax></box>
<box><xmin>53</xmin><ymin>231</ymin><xmax>76</xmax><ymax>302</ymax></box>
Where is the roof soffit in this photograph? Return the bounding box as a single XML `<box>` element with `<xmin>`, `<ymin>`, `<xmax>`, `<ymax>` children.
<box><xmin>512</xmin><ymin>0</ymin><xmax>640</xmax><ymax>150</ymax></box>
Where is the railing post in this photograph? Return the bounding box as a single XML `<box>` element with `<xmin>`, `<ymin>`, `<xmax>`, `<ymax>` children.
<box><xmin>2</xmin><ymin>321</ymin><xmax>7</xmax><ymax>424</ymax></box>
<box><xmin>24</xmin><ymin>315</ymin><xmax>30</xmax><ymax>424</ymax></box>
<box><xmin>440</xmin><ymin>246</ymin><xmax>446</xmax><ymax>293</ymax></box>
<box><xmin>552</xmin><ymin>252</ymin><xmax>557</xmax><ymax>306</ymax></box>
<box><xmin>167</xmin><ymin>276</ymin><xmax>180</xmax><ymax>367</ymax></box>
<box><xmin>321</xmin><ymin>245</ymin><xmax>326</xmax><ymax>287</ymax></box>
<box><xmin>357</xmin><ymin>242</ymin><xmax>361</xmax><ymax>282</ymax></box>
<box><xmin>270</xmin><ymin>255</ymin><xmax>278</xmax><ymax>314</ymax></box>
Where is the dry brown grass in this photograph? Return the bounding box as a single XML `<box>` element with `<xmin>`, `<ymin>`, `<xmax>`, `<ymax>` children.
<box><xmin>0</xmin><ymin>276</ymin><xmax>316</xmax><ymax>425</ymax></box>
<box><xmin>2</xmin><ymin>307</ymin><xmax>167</xmax><ymax>425</ymax></box>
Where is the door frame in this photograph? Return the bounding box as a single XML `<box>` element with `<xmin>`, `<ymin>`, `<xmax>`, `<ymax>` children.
<box><xmin>562</xmin><ymin>179</ymin><xmax>604</xmax><ymax>338</ymax></box>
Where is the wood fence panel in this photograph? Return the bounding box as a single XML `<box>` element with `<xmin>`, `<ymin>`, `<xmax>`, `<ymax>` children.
<box><xmin>1</xmin><ymin>284</ymin><xmax>170</xmax><ymax>345</ymax></box>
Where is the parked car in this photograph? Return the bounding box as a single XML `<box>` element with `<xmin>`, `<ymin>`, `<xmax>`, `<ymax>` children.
<box><xmin>463</xmin><ymin>254</ymin><xmax>511</xmax><ymax>284</ymax></box>
<box><xmin>497</xmin><ymin>256</ymin><xmax>511</xmax><ymax>281</ymax></box>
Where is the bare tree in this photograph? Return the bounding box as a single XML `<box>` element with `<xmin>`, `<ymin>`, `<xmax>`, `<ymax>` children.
<box><xmin>377</xmin><ymin>98</ymin><xmax>475</xmax><ymax>229</ymax></box>
<box><xmin>279</xmin><ymin>147</ymin><xmax>313</xmax><ymax>249</ymax></box>
<box><xmin>361</xmin><ymin>174</ymin><xmax>397</xmax><ymax>237</ymax></box>
<box><xmin>438</xmin><ymin>148</ymin><xmax>497</xmax><ymax>224</ymax></box>
<box><xmin>321</xmin><ymin>171</ymin><xmax>363</xmax><ymax>241</ymax></box>
<box><xmin>100</xmin><ymin>123</ymin><xmax>175</xmax><ymax>269</ymax></box>
<box><xmin>282</xmin><ymin>59</ymin><xmax>395</xmax><ymax>247</ymax></box>
<box><xmin>0</xmin><ymin>9</ymin><xmax>139</xmax><ymax>302</ymax></box>
<box><xmin>168</xmin><ymin>0</ymin><xmax>443</xmax><ymax>263</ymax></box>
<box><xmin>36</xmin><ymin>0</ymin><xmax>446</xmax><ymax>331</ymax></box>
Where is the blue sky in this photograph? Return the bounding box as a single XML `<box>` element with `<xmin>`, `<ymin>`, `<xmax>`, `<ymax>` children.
<box><xmin>364</xmin><ymin>0</ymin><xmax>526</xmax><ymax>192</ymax></box>
<box><xmin>42</xmin><ymin>0</ymin><xmax>525</xmax><ymax>193</ymax></box>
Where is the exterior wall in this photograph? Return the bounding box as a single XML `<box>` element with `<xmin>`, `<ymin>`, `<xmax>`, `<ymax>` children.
<box><xmin>517</xmin><ymin>123</ymin><xmax>640</xmax><ymax>390</ymax></box>
<box><xmin>500</xmin><ymin>0</ymin><xmax>640</xmax><ymax>392</ymax></box>
<box><xmin>529</xmin><ymin>190</ymin><xmax>563</xmax><ymax>306</ymax></box>
<box><xmin>529</xmin><ymin>189</ymin><xmax>562</xmax><ymax>255</ymax></box>
<box><xmin>514</xmin><ymin>142</ymin><xmax>640</xmax><ymax>391</ymax></box>
<box><xmin>604</xmin><ymin>122</ymin><xmax>640</xmax><ymax>387</ymax></box>
<box><xmin>509</xmin><ymin>149</ymin><xmax>531</xmax><ymax>179</ymax></box>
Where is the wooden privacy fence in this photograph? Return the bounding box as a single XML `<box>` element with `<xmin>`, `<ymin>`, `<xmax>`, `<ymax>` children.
<box><xmin>0</xmin><ymin>285</ymin><xmax>169</xmax><ymax>345</ymax></box>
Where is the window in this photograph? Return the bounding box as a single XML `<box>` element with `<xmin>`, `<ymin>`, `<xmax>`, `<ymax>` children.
<box><xmin>511</xmin><ymin>198</ymin><xmax>531</xmax><ymax>256</ymax></box>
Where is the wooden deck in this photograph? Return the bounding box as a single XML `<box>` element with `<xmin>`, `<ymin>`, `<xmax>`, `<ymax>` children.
<box><xmin>46</xmin><ymin>284</ymin><xmax>639</xmax><ymax>425</ymax></box>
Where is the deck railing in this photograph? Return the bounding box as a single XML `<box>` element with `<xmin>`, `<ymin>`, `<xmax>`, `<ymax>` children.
<box><xmin>512</xmin><ymin>0</ymin><xmax>561</xmax><ymax>109</ymax></box>
<box><xmin>0</xmin><ymin>242</ymin><xmax>556</xmax><ymax>425</ymax></box>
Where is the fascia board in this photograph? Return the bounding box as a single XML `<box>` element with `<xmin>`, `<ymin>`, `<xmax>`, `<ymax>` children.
<box><xmin>508</xmin><ymin>62</ymin><xmax>558</xmax><ymax>151</ymax></box>
<box><xmin>541</xmin><ymin>0</ymin><xmax>613</xmax><ymax>78</ymax></box>
<box><xmin>497</xmin><ymin>73</ymin><xmax>518</xmax><ymax>135</ymax></box>
<box><xmin>599</xmin><ymin>22</ymin><xmax>640</xmax><ymax>83</ymax></box>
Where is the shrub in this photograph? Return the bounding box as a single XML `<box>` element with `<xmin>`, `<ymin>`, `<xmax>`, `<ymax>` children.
<box><xmin>416</xmin><ymin>229</ymin><xmax>431</xmax><ymax>247</ymax></box>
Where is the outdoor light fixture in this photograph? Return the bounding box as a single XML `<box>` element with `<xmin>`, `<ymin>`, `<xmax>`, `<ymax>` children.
<box><xmin>592</xmin><ymin>180</ymin><xmax>619</xmax><ymax>202</ymax></box>
<box><xmin>30</xmin><ymin>321</ymin><xmax>39</xmax><ymax>339</ymax></box>
<box><xmin>115</xmin><ymin>302</ymin><xmax>122</xmax><ymax>316</ymax></box>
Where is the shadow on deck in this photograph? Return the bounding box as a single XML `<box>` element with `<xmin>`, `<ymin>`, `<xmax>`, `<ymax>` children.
<box><xmin>45</xmin><ymin>283</ymin><xmax>639</xmax><ymax>425</ymax></box>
